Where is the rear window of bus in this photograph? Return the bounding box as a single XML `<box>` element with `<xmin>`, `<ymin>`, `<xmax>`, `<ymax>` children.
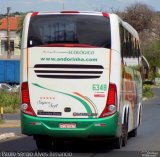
<box><xmin>27</xmin><ymin>15</ymin><xmax>111</xmax><ymax>48</ymax></box>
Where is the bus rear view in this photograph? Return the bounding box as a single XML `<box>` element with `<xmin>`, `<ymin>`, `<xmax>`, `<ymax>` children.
<box><xmin>21</xmin><ymin>11</ymin><xmax>142</xmax><ymax>150</ymax></box>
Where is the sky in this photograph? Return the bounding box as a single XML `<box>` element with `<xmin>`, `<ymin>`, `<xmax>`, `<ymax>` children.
<box><xmin>0</xmin><ymin>0</ymin><xmax>160</xmax><ymax>14</ymax></box>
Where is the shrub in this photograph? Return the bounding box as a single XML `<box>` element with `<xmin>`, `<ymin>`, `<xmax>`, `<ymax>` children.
<box><xmin>143</xmin><ymin>80</ymin><xmax>153</xmax><ymax>85</ymax></box>
<box><xmin>143</xmin><ymin>84</ymin><xmax>154</xmax><ymax>98</ymax></box>
<box><xmin>0</xmin><ymin>90</ymin><xmax>20</xmax><ymax>113</ymax></box>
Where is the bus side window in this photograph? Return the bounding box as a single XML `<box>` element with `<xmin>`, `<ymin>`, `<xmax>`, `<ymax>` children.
<box><xmin>120</xmin><ymin>25</ymin><xmax>124</xmax><ymax>63</ymax></box>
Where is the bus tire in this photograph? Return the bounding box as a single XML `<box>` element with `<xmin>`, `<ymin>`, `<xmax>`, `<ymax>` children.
<box><xmin>34</xmin><ymin>136</ymin><xmax>53</xmax><ymax>151</ymax></box>
<box><xmin>138</xmin><ymin>106</ymin><xmax>142</xmax><ymax>126</ymax></box>
<box><xmin>122</xmin><ymin>112</ymin><xmax>128</xmax><ymax>147</ymax></box>
<box><xmin>129</xmin><ymin>128</ymin><xmax>137</xmax><ymax>137</ymax></box>
<box><xmin>122</xmin><ymin>122</ymin><xmax>128</xmax><ymax>146</ymax></box>
<box><xmin>112</xmin><ymin>137</ymin><xmax>122</xmax><ymax>149</ymax></box>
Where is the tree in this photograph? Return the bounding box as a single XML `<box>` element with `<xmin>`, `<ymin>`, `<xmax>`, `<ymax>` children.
<box><xmin>151</xmin><ymin>14</ymin><xmax>160</xmax><ymax>40</ymax></box>
<box><xmin>143</xmin><ymin>40</ymin><xmax>160</xmax><ymax>80</ymax></box>
<box><xmin>16</xmin><ymin>14</ymin><xmax>26</xmax><ymax>39</ymax></box>
<box><xmin>112</xmin><ymin>2</ymin><xmax>157</xmax><ymax>50</ymax></box>
<box><xmin>120</xmin><ymin>3</ymin><xmax>154</xmax><ymax>33</ymax></box>
<box><xmin>144</xmin><ymin>40</ymin><xmax>160</xmax><ymax>68</ymax></box>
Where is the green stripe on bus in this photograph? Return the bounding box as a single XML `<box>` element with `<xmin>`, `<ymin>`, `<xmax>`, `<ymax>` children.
<box><xmin>32</xmin><ymin>83</ymin><xmax>93</xmax><ymax>118</ymax></box>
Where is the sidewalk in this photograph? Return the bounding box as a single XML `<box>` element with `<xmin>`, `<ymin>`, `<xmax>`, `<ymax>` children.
<box><xmin>0</xmin><ymin>114</ymin><xmax>21</xmax><ymax>141</ymax></box>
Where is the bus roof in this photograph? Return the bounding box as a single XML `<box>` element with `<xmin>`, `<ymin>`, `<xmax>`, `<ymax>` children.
<box><xmin>122</xmin><ymin>21</ymin><xmax>139</xmax><ymax>40</ymax></box>
<box><xmin>113</xmin><ymin>14</ymin><xmax>139</xmax><ymax>40</ymax></box>
<box><xmin>31</xmin><ymin>11</ymin><xmax>108</xmax><ymax>17</ymax></box>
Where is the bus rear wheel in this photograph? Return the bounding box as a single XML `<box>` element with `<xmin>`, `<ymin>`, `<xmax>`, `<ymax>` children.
<box><xmin>112</xmin><ymin>136</ymin><xmax>122</xmax><ymax>149</ymax></box>
<box><xmin>122</xmin><ymin>122</ymin><xmax>128</xmax><ymax>146</ymax></box>
<box><xmin>129</xmin><ymin>128</ymin><xmax>137</xmax><ymax>137</ymax></box>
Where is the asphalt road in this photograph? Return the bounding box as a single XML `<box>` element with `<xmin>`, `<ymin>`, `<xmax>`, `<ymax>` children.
<box><xmin>0</xmin><ymin>88</ymin><xmax>160</xmax><ymax>157</ymax></box>
<box><xmin>3</xmin><ymin>113</ymin><xmax>20</xmax><ymax>120</ymax></box>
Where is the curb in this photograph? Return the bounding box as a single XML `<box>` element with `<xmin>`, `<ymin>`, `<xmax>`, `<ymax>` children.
<box><xmin>0</xmin><ymin>133</ymin><xmax>16</xmax><ymax>141</ymax></box>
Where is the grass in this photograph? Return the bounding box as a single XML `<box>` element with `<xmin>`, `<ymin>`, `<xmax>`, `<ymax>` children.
<box><xmin>0</xmin><ymin>119</ymin><xmax>5</xmax><ymax>124</ymax></box>
<box><xmin>4</xmin><ymin>106</ymin><xmax>20</xmax><ymax>114</ymax></box>
<box><xmin>0</xmin><ymin>90</ymin><xmax>20</xmax><ymax>114</ymax></box>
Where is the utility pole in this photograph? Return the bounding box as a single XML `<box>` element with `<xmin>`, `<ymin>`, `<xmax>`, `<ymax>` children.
<box><xmin>62</xmin><ymin>0</ymin><xmax>64</xmax><ymax>10</ymax></box>
<box><xmin>7</xmin><ymin>7</ymin><xmax>11</xmax><ymax>59</ymax></box>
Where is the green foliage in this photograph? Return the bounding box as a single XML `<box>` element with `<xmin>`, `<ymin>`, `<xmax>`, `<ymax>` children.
<box><xmin>0</xmin><ymin>90</ymin><xmax>8</xmax><ymax>107</ymax></box>
<box><xmin>148</xmin><ymin>68</ymin><xmax>155</xmax><ymax>81</ymax></box>
<box><xmin>0</xmin><ymin>90</ymin><xmax>20</xmax><ymax>113</ymax></box>
<box><xmin>143</xmin><ymin>80</ymin><xmax>153</xmax><ymax>85</ymax></box>
<box><xmin>144</xmin><ymin>40</ymin><xmax>160</xmax><ymax>68</ymax></box>
<box><xmin>16</xmin><ymin>14</ymin><xmax>26</xmax><ymax>39</ymax></box>
<box><xmin>143</xmin><ymin>84</ymin><xmax>154</xmax><ymax>98</ymax></box>
<box><xmin>143</xmin><ymin>40</ymin><xmax>160</xmax><ymax>81</ymax></box>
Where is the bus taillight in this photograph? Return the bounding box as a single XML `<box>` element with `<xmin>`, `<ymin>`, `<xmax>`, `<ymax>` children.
<box><xmin>99</xmin><ymin>83</ymin><xmax>117</xmax><ymax>118</ymax></box>
<box><xmin>21</xmin><ymin>82</ymin><xmax>36</xmax><ymax>116</ymax></box>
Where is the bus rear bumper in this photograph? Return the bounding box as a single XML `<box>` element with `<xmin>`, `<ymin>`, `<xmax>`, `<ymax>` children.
<box><xmin>21</xmin><ymin>113</ymin><xmax>119</xmax><ymax>139</ymax></box>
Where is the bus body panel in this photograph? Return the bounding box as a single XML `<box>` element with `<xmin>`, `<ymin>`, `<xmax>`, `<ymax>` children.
<box><xmin>27</xmin><ymin>47</ymin><xmax>110</xmax><ymax>118</ymax></box>
<box><xmin>21</xmin><ymin>112</ymin><xmax>119</xmax><ymax>138</ymax></box>
<box><xmin>110</xmin><ymin>14</ymin><xmax>142</xmax><ymax>133</ymax></box>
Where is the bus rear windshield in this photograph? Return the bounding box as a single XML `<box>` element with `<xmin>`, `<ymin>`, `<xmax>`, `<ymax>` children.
<box><xmin>27</xmin><ymin>15</ymin><xmax>111</xmax><ymax>48</ymax></box>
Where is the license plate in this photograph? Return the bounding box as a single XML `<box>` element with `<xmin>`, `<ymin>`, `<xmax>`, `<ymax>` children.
<box><xmin>59</xmin><ymin>123</ymin><xmax>76</xmax><ymax>128</ymax></box>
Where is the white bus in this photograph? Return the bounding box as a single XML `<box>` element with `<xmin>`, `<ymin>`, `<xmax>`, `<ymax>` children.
<box><xmin>20</xmin><ymin>11</ymin><xmax>145</xmax><ymax>149</ymax></box>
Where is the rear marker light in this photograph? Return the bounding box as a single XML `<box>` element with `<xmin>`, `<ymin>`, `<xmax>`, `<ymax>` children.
<box><xmin>99</xmin><ymin>83</ymin><xmax>117</xmax><ymax>118</ymax></box>
<box><xmin>21</xmin><ymin>82</ymin><xmax>36</xmax><ymax>116</ymax></box>
<box><xmin>61</xmin><ymin>11</ymin><xmax>79</xmax><ymax>14</ymax></box>
<box><xmin>102</xmin><ymin>12</ymin><xmax>110</xmax><ymax>18</ymax></box>
<box><xmin>29</xmin><ymin>122</ymin><xmax>41</xmax><ymax>126</ymax></box>
<box><xmin>32</xmin><ymin>12</ymin><xmax>39</xmax><ymax>16</ymax></box>
<box><xmin>95</xmin><ymin>123</ymin><xmax>107</xmax><ymax>127</ymax></box>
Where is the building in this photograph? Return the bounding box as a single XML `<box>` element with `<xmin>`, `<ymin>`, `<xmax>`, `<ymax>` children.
<box><xmin>0</xmin><ymin>16</ymin><xmax>20</xmax><ymax>59</ymax></box>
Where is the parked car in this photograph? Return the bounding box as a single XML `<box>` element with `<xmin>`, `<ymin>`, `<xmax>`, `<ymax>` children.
<box><xmin>0</xmin><ymin>83</ymin><xmax>19</xmax><ymax>92</ymax></box>
<box><xmin>12</xmin><ymin>84</ymin><xmax>20</xmax><ymax>92</ymax></box>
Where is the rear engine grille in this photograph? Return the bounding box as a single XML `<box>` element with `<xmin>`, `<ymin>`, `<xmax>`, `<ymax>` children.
<box><xmin>34</xmin><ymin>64</ymin><xmax>104</xmax><ymax>79</ymax></box>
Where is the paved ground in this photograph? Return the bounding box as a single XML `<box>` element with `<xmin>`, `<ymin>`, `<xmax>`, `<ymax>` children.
<box><xmin>0</xmin><ymin>113</ymin><xmax>21</xmax><ymax>140</ymax></box>
<box><xmin>3</xmin><ymin>113</ymin><xmax>20</xmax><ymax>120</ymax></box>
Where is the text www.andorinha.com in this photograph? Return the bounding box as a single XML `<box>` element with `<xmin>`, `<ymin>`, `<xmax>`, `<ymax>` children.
<box><xmin>40</xmin><ymin>57</ymin><xmax>97</xmax><ymax>62</ymax></box>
